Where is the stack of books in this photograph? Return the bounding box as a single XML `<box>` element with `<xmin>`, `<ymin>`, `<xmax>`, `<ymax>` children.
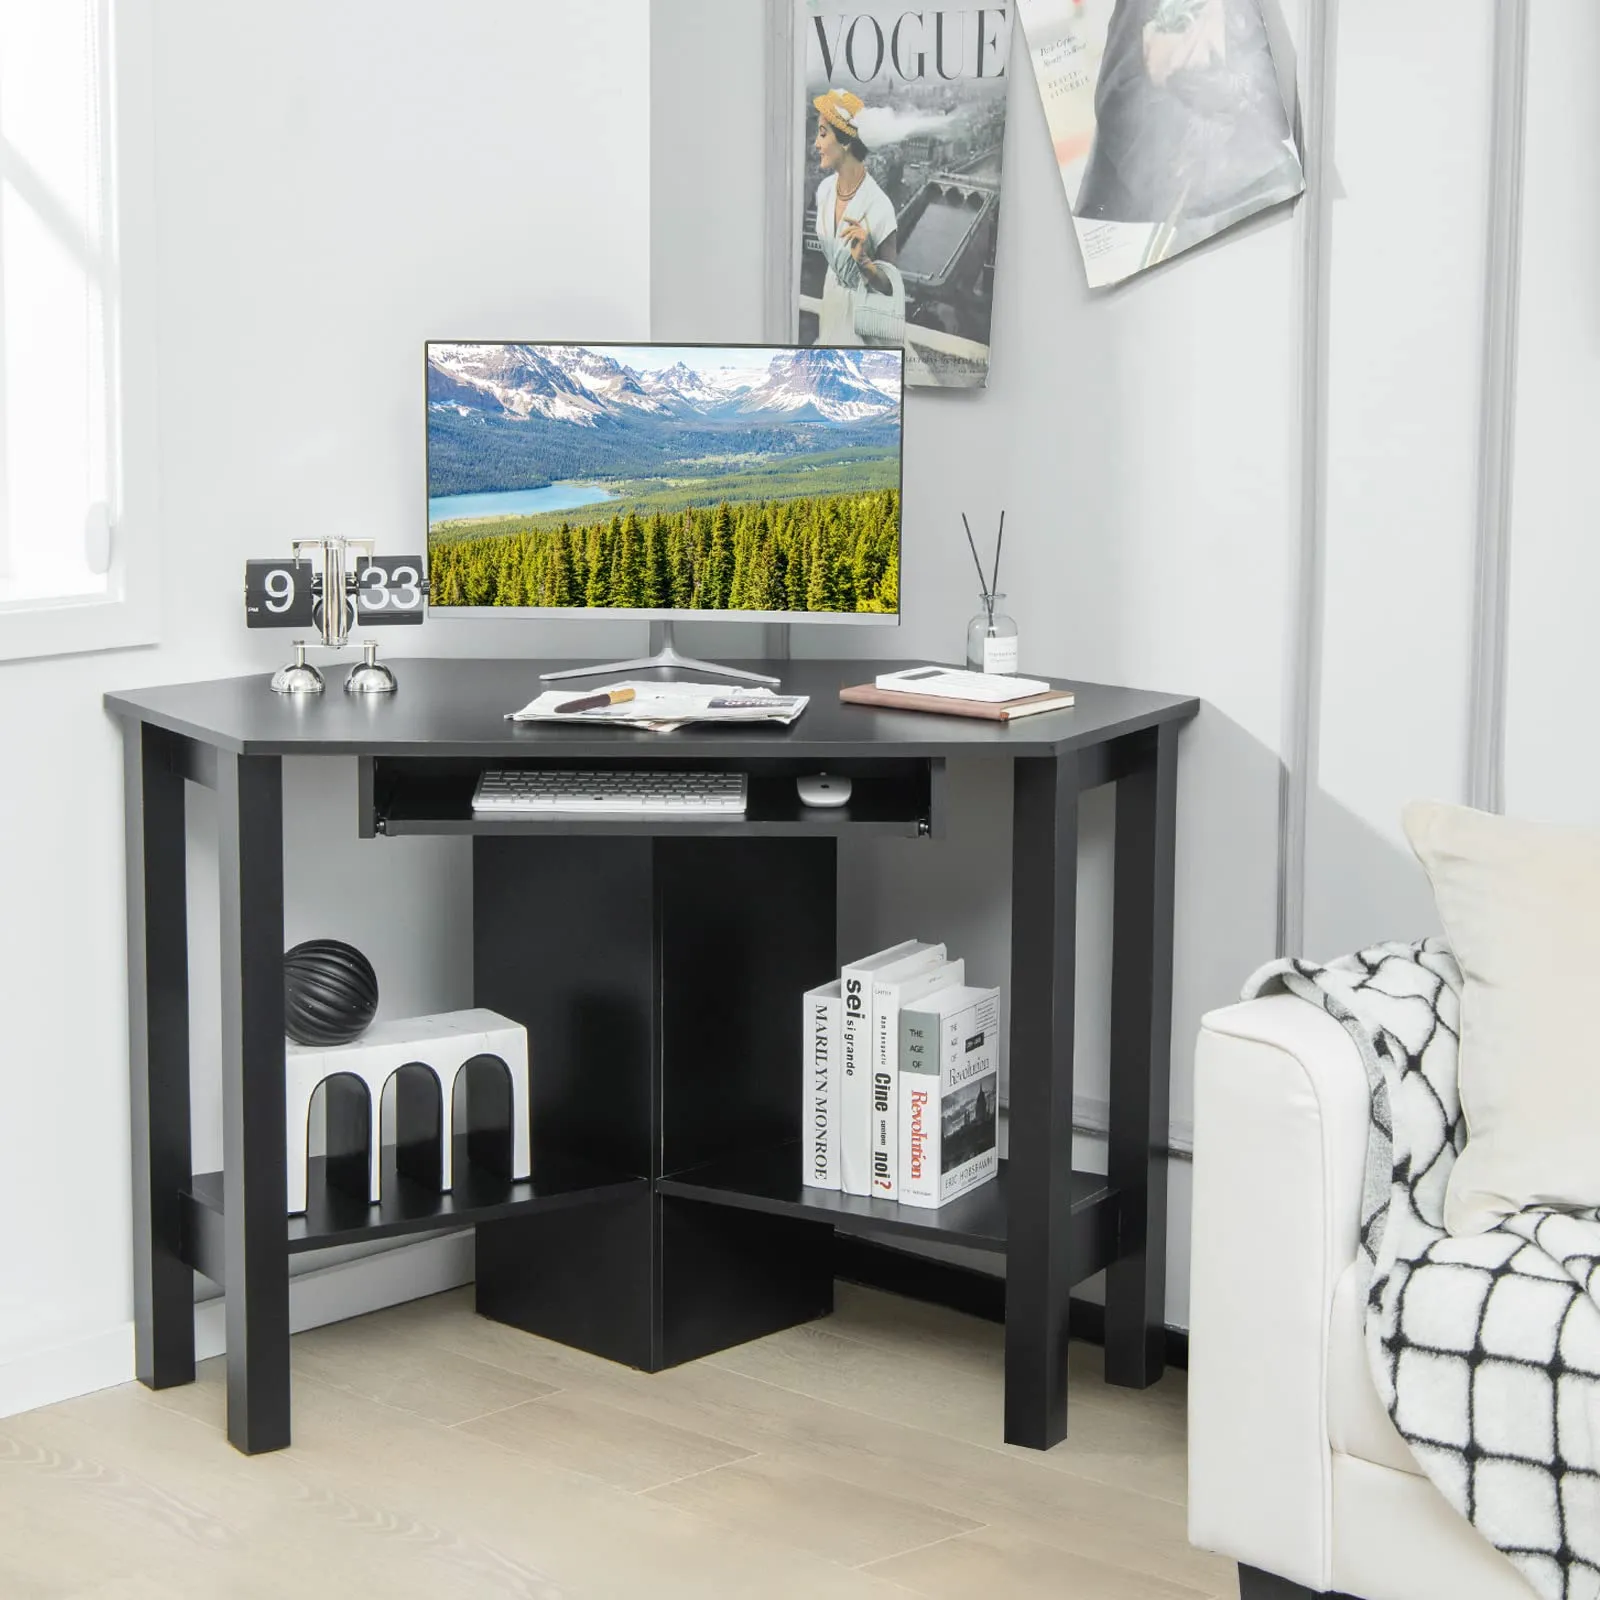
<box><xmin>839</xmin><ymin>665</ymin><xmax>1075</xmax><ymax>722</ymax></box>
<box><xmin>802</xmin><ymin>940</ymin><xmax>999</xmax><ymax>1210</ymax></box>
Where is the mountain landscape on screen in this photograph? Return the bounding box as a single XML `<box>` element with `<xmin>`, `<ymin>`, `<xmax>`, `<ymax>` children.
<box><xmin>427</xmin><ymin>343</ymin><xmax>901</xmax><ymax>430</ymax></box>
<box><xmin>426</xmin><ymin>343</ymin><xmax>902</xmax><ymax>615</ymax></box>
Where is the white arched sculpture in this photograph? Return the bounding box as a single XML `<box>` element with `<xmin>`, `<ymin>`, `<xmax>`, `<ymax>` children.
<box><xmin>285</xmin><ymin>1009</ymin><xmax>530</xmax><ymax>1214</ymax></box>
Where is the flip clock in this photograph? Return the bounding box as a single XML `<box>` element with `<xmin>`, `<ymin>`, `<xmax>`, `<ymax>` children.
<box><xmin>243</xmin><ymin>538</ymin><xmax>427</xmax><ymax>694</ymax></box>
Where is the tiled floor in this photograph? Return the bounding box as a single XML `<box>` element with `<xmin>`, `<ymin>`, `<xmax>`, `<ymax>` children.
<box><xmin>0</xmin><ymin>1284</ymin><xmax>1238</xmax><ymax>1598</ymax></box>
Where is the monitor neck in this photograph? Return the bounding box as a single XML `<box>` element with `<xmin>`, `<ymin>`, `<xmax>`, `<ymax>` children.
<box><xmin>538</xmin><ymin>620</ymin><xmax>782</xmax><ymax>685</ymax></box>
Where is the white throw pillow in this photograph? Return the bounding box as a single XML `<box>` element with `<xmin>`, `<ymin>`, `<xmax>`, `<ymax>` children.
<box><xmin>1401</xmin><ymin>800</ymin><xmax>1600</xmax><ymax>1235</ymax></box>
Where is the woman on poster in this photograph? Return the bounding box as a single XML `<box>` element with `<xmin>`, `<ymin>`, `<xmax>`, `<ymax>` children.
<box><xmin>811</xmin><ymin>89</ymin><xmax>903</xmax><ymax>346</ymax></box>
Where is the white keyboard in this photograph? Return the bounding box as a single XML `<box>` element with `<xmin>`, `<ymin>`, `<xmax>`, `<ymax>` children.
<box><xmin>472</xmin><ymin>769</ymin><xmax>748</xmax><ymax>816</ymax></box>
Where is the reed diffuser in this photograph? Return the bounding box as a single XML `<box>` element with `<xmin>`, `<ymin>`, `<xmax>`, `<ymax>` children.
<box><xmin>962</xmin><ymin>512</ymin><xmax>1018</xmax><ymax>673</ymax></box>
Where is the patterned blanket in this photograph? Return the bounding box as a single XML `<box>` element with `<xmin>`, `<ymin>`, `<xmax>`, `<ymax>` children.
<box><xmin>1244</xmin><ymin>940</ymin><xmax>1600</xmax><ymax>1600</ymax></box>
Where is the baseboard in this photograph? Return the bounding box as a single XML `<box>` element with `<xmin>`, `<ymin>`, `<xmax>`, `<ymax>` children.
<box><xmin>0</xmin><ymin>1322</ymin><xmax>138</xmax><ymax>1424</ymax></box>
<box><xmin>195</xmin><ymin>1228</ymin><xmax>475</xmax><ymax>1359</ymax></box>
<box><xmin>832</xmin><ymin>1234</ymin><xmax>1190</xmax><ymax>1370</ymax></box>
<box><xmin>1066</xmin><ymin>1096</ymin><xmax>1194</xmax><ymax>1160</ymax></box>
<box><xmin>1</xmin><ymin>1230</ymin><xmax>475</xmax><ymax>1421</ymax></box>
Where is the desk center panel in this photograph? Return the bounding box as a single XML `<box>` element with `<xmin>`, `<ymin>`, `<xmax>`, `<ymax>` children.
<box><xmin>471</xmin><ymin>833</ymin><xmax>838</xmax><ymax>1370</ymax></box>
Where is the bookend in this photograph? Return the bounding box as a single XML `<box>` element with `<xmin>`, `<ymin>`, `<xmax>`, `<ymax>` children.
<box><xmin>286</xmin><ymin>1010</ymin><xmax>530</xmax><ymax>1214</ymax></box>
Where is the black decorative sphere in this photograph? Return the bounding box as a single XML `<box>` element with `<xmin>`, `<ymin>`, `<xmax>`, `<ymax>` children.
<box><xmin>283</xmin><ymin>939</ymin><xmax>379</xmax><ymax>1046</ymax></box>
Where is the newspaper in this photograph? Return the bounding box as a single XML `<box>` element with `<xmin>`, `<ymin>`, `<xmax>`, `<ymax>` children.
<box><xmin>1016</xmin><ymin>0</ymin><xmax>1303</xmax><ymax>288</ymax></box>
<box><xmin>793</xmin><ymin>1</ymin><xmax>1013</xmax><ymax>388</ymax></box>
<box><xmin>506</xmin><ymin>681</ymin><xmax>809</xmax><ymax>735</ymax></box>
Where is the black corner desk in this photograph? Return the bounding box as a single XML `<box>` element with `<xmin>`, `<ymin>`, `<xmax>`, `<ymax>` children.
<box><xmin>105</xmin><ymin>658</ymin><xmax>1198</xmax><ymax>1456</ymax></box>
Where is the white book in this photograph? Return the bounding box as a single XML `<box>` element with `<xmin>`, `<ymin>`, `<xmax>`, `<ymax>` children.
<box><xmin>870</xmin><ymin>959</ymin><xmax>965</xmax><ymax>1202</ymax></box>
<box><xmin>840</xmin><ymin>940</ymin><xmax>946</xmax><ymax>1196</ymax></box>
<box><xmin>899</xmin><ymin>985</ymin><xmax>1001</xmax><ymax>1208</ymax></box>
<box><xmin>801</xmin><ymin>980</ymin><xmax>841</xmax><ymax>1190</ymax></box>
<box><xmin>874</xmin><ymin>665</ymin><xmax>1052</xmax><ymax>701</ymax></box>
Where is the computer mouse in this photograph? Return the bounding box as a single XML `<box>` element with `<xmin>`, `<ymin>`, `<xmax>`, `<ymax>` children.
<box><xmin>796</xmin><ymin>774</ymin><xmax>851</xmax><ymax>808</ymax></box>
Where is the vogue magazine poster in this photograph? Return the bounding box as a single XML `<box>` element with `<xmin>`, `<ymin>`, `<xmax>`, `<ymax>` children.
<box><xmin>794</xmin><ymin>2</ymin><xmax>1013</xmax><ymax>388</ymax></box>
<box><xmin>1016</xmin><ymin>0</ymin><xmax>1303</xmax><ymax>287</ymax></box>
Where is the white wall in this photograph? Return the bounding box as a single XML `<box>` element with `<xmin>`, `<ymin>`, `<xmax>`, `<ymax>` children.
<box><xmin>0</xmin><ymin>0</ymin><xmax>652</xmax><ymax>1417</ymax></box>
<box><xmin>1299</xmin><ymin>2</ymin><xmax>1495</xmax><ymax>959</ymax></box>
<box><xmin>1301</xmin><ymin>0</ymin><xmax>1600</xmax><ymax>938</ymax></box>
<box><xmin>651</xmin><ymin>0</ymin><xmax>769</xmax><ymax>339</ymax></box>
<box><xmin>1503</xmin><ymin>0</ymin><xmax>1600</xmax><ymax>826</ymax></box>
<box><xmin>647</xmin><ymin>0</ymin><xmax>775</xmax><ymax>665</ymax></box>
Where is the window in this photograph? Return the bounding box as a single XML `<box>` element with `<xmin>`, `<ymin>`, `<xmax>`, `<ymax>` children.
<box><xmin>0</xmin><ymin>0</ymin><xmax>156</xmax><ymax>661</ymax></box>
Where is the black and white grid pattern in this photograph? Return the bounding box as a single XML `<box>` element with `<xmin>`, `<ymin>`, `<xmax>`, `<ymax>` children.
<box><xmin>1246</xmin><ymin>941</ymin><xmax>1600</xmax><ymax>1600</ymax></box>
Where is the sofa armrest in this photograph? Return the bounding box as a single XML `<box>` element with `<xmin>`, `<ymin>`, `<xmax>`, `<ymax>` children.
<box><xmin>1186</xmin><ymin>992</ymin><xmax>1371</xmax><ymax>1594</ymax></box>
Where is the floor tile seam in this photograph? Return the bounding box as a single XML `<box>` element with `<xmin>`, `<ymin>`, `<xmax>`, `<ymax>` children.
<box><xmin>690</xmin><ymin>1356</ymin><xmax>1191</xmax><ymax>1505</ymax></box>
<box><xmin>630</xmin><ymin>1449</ymin><xmax>766</xmax><ymax>1497</ymax></box>
<box><xmin>855</xmin><ymin>1526</ymin><xmax>984</xmax><ymax>1574</ymax></box>
<box><xmin>442</xmin><ymin>1386</ymin><xmax>570</xmax><ymax>1432</ymax></box>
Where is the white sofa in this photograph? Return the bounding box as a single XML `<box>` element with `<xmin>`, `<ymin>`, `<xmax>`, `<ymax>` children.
<box><xmin>1186</xmin><ymin>994</ymin><xmax>1532</xmax><ymax>1600</ymax></box>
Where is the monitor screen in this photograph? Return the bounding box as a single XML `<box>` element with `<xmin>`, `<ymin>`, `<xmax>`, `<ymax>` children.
<box><xmin>426</xmin><ymin>342</ymin><xmax>902</xmax><ymax>622</ymax></box>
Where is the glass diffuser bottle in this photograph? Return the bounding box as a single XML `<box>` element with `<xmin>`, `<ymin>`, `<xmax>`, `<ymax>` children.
<box><xmin>966</xmin><ymin>592</ymin><xmax>1018</xmax><ymax>674</ymax></box>
<box><xmin>960</xmin><ymin>511</ymin><xmax>1017</xmax><ymax>673</ymax></box>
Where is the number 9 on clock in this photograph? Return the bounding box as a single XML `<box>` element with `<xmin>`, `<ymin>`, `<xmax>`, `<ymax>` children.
<box><xmin>244</xmin><ymin>560</ymin><xmax>314</xmax><ymax>627</ymax></box>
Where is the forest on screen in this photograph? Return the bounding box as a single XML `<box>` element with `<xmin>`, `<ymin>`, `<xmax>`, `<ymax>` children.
<box><xmin>428</xmin><ymin>490</ymin><xmax>899</xmax><ymax>613</ymax></box>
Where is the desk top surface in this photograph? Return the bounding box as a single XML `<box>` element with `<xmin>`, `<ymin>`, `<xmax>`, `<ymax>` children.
<box><xmin>105</xmin><ymin>659</ymin><xmax>1199</xmax><ymax>759</ymax></box>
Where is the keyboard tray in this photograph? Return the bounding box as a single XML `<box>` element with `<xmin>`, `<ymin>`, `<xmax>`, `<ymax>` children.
<box><xmin>361</xmin><ymin>758</ymin><xmax>941</xmax><ymax>840</ymax></box>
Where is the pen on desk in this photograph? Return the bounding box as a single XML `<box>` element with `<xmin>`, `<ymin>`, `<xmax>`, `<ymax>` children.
<box><xmin>554</xmin><ymin>687</ymin><xmax>636</xmax><ymax>715</ymax></box>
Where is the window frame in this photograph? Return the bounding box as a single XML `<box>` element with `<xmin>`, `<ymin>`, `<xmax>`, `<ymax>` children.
<box><xmin>0</xmin><ymin>0</ymin><xmax>159</xmax><ymax>664</ymax></box>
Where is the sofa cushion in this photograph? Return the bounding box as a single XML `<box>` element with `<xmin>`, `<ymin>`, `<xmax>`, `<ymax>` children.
<box><xmin>1326</xmin><ymin>1260</ymin><xmax>1422</xmax><ymax>1477</ymax></box>
<box><xmin>1402</xmin><ymin>799</ymin><xmax>1600</xmax><ymax>1235</ymax></box>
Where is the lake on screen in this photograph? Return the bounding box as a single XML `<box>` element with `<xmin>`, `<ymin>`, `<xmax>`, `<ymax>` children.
<box><xmin>428</xmin><ymin>482</ymin><xmax>617</xmax><ymax>524</ymax></box>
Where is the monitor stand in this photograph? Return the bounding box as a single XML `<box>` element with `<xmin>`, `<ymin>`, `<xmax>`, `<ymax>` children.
<box><xmin>539</xmin><ymin>622</ymin><xmax>781</xmax><ymax>686</ymax></box>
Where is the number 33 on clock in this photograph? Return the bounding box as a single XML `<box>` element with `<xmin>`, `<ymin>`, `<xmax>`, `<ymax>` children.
<box><xmin>353</xmin><ymin>557</ymin><xmax>426</xmax><ymax>624</ymax></box>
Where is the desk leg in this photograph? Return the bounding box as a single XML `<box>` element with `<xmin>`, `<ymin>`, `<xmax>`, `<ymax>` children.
<box><xmin>217</xmin><ymin>753</ymin><xmax>290</xmax><ymax>1454</ymax></box>
<box><xmin>1006</xmin><ymin>752</ymin><xmax>1080</xmax><ymax>1449</ymax></box>
<box><xmin>1105</xmin><ymin>723</ymin><xmax>1179</xmax><ymax>1388</ymax></box>
<box><xmin>123</xmin><ymin>723</ymin><xmax>195</xmax><ymax>1390</ymax></box>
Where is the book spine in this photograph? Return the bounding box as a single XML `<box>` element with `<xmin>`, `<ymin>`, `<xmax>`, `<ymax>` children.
<box><xmin>869</xmin><ymin>961</ymin><xmax>963</xmax><ymax>1201</ymax></box>
<box><xmin>939</xmin><ymin>991</ymin><xmax>1001</xmax><ymax>1204</ymax></box>
<box><xmin>839</xmin><ymin>967</ymin><xmax>873</xmax><ymax>1196</ymax></box>
<box><xmin>898</xmin><ymin>1007</ymin><xmax>941</xmax><ymax>1206</ymax></box>
<box><xmin>870</xmin><ymin>981</ymin><xmax>898</xmax><ymax>1200</ymax></box>
<box><xmin>801</xmin><ymin>985</ymin><xmax>840</xmax><ymax>1190</ymax></box>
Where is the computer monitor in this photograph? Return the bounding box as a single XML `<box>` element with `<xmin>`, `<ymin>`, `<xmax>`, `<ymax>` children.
<box><xmin>426</xmin><ymin>340</ymin><xmax>902</xmax><ymax>679</ymax></box>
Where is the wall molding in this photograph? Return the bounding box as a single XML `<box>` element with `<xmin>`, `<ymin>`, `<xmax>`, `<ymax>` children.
<box><xmin>0</xmin><ymin>1231</ymin><xmax>473</xmax><ymax>1422</ymax></box>
<box><xmin>1279</xmin><ymin>0</ymin><xmax>1339</xmax><ymax>960</ymax></box>
<box><xmin>1466</xmin><ymin>0</ymin><xmax>1529</xmax><ymax>816</ymax></box>
<box><xmin>763</xmin><ymin>0</ymin><xmax>797</xmax><ymax>342</ymax></box>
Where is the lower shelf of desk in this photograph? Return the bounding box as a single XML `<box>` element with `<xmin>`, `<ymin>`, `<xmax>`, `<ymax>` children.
<box><xmin>179</xmin><ymin>1143</ymin><xmax>1121</xmax><ymax>1285</ymax></box>
<box><xmin>658</xmin><ymin>1146</ymin><xmax>1122</xmax><ymax>1279</ymax></box>
<box><xmin>179</xmin><ymin>1151</ymin><xmax>645</xmax><ymax>1281</ymax></box>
